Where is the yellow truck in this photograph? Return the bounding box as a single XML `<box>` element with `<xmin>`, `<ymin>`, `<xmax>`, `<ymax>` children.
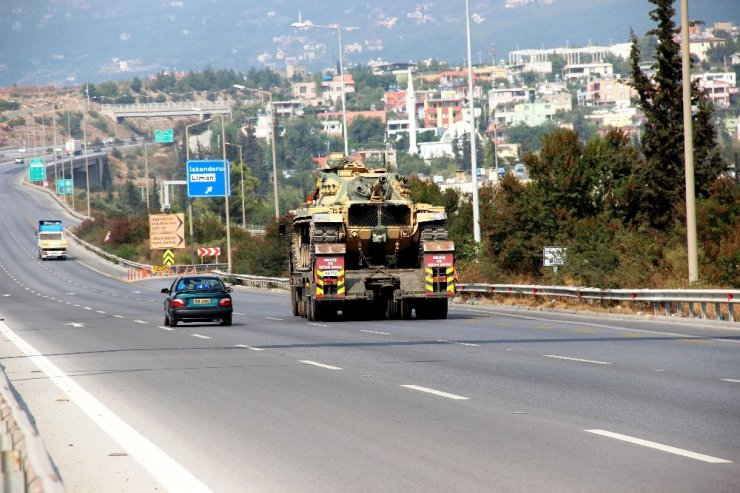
<box><xmin>37</xmin><ymin>220</ymin><xmax>68</xmax><ymax>260</ymax></box>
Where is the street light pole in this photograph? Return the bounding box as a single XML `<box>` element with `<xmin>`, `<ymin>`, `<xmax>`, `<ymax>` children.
<box><xmin>83</xmin><ymin>110</ymin><xmax>91</xmax><ymax>217</ymax></box>
<box><xmin>465</xmin><ymin>0</ymin><xmax>481</xmax><ymax>244</ymax></box>
<box><xmin>680</xmin><ymin>0</ymin><xmax>698</xmax><ymax>283</ymax></box>
<box><xmin>185</xmin><ymin>119</ymin><xmax>213</xmax><ymax>266</ymax></box>
<box><xmin>226</xmin><ymin>142</ymin><xmax>246</xmax><ymax>228</ymax></box>
<box><xmin>291</xmin><ymin>20</ymin><xmax>352</xmax><ymax>156</ymax></box>
<box><xmin>231</xmin><ymin>85</ymin><xmax>280</xmax><ymax>218</ymax></box>
<box><xmin>218</xmin><ymin>114</ymin><xmax>233</xmax><ymax>274</ymax></box>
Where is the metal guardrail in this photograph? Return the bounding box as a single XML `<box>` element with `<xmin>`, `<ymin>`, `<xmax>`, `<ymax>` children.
<box><xmin>457</xmin><ymin>283</ymin><xmax>739</xmax><ymax>322</ymax></box>
<box><xmin>214</xmin><ymin>270</ymin><xmax>290</xmax><ymax>290</ymax></box>
<box><xmin>0</xmin><ymin>363</ymin><xmax>66</xmax><ymax>493</ymax></box>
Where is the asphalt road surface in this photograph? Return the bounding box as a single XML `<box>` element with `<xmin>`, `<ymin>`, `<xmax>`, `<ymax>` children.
<box><xmin>1</xmin><ymin>160</ymin><xmax>739</xmax><ymax>492</ymax></box>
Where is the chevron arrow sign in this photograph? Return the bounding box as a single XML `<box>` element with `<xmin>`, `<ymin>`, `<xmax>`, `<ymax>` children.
<box><xmin>197</xmin><ymin>247</ymin><xmax>221</xmax><ymax>257</ymax></box>
<box><xmin>163</xmin><ymin>249</ymin><xmax>175</xmax><ymax>267</ymax></box>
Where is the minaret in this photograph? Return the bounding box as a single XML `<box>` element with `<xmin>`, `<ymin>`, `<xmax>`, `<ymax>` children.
<box><xmin>406</xmin><ymin>68</ymin><xmax>418</xmax><ymax>155</ymax></box>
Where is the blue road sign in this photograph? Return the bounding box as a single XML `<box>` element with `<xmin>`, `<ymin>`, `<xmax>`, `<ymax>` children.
<box><xmin>186</xmin><ymin>160</ymin><xmax>230</xmax><ymax>198</ymax></box>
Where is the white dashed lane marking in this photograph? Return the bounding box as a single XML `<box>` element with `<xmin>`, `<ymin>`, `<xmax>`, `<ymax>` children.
<box><xmin>585</xmin><ymin>429</ymin><xmax>732</xmax><ymax>464</ymax></box>
<box><xmin>300</xmin><ymin>360</ymin><xmax>342</xmax><ymax>371</ymax></box>
<box><xmin>544</xmin><ymin>354</ymin><xmax>611</xmax><ymax>365</ymax></box>
<box><xmin>401</xmin><ymin>385</ymin><xmax>469</xmax><ymax>400</ymax></box>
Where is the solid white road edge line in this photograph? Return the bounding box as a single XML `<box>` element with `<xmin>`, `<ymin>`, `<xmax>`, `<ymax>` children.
<box><xmin>0</xmin><ymin>320</ymin><xmax>213</xmax><ymax>492</ymax></box>
<box><xmin>401</xmin><ymin>384</ymin><xmax>470</xmax><ymax>400</ymax></box>
<box><xmin>585</xmin><ymin>429</ymin><xmax>732</xmax><ymax>464</ymax></box>
<box><xmin>544</xmin><ymin>354</ymin><xmax>611</xmax><ymax>365</ymax></box>
<box><xmin>300</xmin><ymin>360</ymin><xmax>342</xmax><ymax>370</ymax></box>
<box><xmin>720</xmin><ymin>378</ymin><xmax>740</xmax><ymax>384</ymax></box>
<box><xmin>360</xmin><ymin>330</ymin><xmax>390</xmax><ymax>335</ymax></box>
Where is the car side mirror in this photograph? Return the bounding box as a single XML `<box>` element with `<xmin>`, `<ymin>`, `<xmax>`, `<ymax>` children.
<box><xmin>226</xmin><ymin>286</ymin><xmax>233</xmax><ymax>293</ymax></box>
<box><xmin>161</xmin><ymin>288</ymin><xmax>170</xmax><ymax>294</ymax></box>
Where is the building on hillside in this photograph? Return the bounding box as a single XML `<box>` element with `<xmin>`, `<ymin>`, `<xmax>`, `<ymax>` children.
<box><xmin>423</xmin><ymin>96</ymin><xmax>465</xmax><ymax>129</ymax></box>
<box><xmin>320</xmin><ymin>74</ymin><xmax>355</xmax><ymax>104</ymax></box>
<box><xmin>488</xmin><ymin>86</ymin><xmax>535</xmax><ymax>109</ymax></box>
<box><xmin>418</xmin><ymin>120</ymin><xmax>482</xmax><ymax>161</ymax></box>
<box><xmin>583</xmin><ymin>75</ymin><xmax>635</xmax><ymax>107</ymax></box>
<box><xmin>584</xmin><ymin>106</ymin><xmax>639</xmax><ymax>129</ymax></box>
<box><xmin>677</xmin><ymin>29</ymin><xmax>726</xmax><ymax>62</ymax></box>
<box><xmin>693</xmin><ymin>72</ymin><xmax>737</xmax><ymax>86</ymax></box>
<box><xmin>493</xmin><ymin>101</ymin><xmax>557</xmax><ymax>126</ymax></box>
<box><xmin>371</xmin><ymin>61</ymin><xmax>416</xmax><ymax>75</ymax></box>
<box><xmin>509</xmin><ymin>61</ymin><xmax>552</xmax><ymax>76</ymax></box>
<box><xmin>317</xmin><ymin>110</ymin><xmax>386</xmax><ymax>136</ymax></box>
<box><xmin>292</xmin><ymin>81</ymin><xmax>324</xmax><ymax>107</ymax></box>
<box><xmin>286</xmin><ymin>64</ymin><xmax>308</xmax><ymax>80</ymax></box>
<box><xmin>536</xmin><ymin>81</ymin><xmax>568</xmax><ymax>95</ymax></box>
<box><xmin>387</xmin><ymin>119</ymin><xmax>410</xmax><ymax>136</ymax></box>
<box><xmin>540</xmin><ymin>92</ymin><xmax>573</xmax><ymax>112</ymax></box>
<box><xmin>696</xmin><ymin>79</ymin><xmax>735</xmax><ymax>108</ymax></box>
<box><xmin>509</xmin><ymin>43</ymin><xmax>632</xmax><ymax>65</ymax></box>
<box><xmin>474</xmin><ymin>65</ymin><xmax>509</xmax><ymax>81</ymax></box>
<box><xmin>272</xmin><ymin>100</ymin><xmax>304</xmax><ymax>118</ymax></box>
<box><xmin>721</xmin><ymin>114</ymin><xmax>740</xmax><ymax>142</ymax></box>
<box><xmin>562</xmin><ymin>63</ymin><xmax>613</xmax><ymax>81</ymax></box>
<box><xmin>352</xmin><ymin>148</ymin><xmax>398</xmax><ymax>168</ymax></box>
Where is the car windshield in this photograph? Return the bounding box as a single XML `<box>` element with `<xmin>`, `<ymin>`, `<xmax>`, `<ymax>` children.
<box><xmin>176</xmin><ymin>278</ymin><xmax>225</xmax><ymax>292</ymax></box>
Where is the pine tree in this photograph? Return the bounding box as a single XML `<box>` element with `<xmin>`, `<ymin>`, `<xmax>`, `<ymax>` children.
<box><xmin>628</xmin><ymin>0</ymin><xmax>727</xmax><ymax>230</ymax></box>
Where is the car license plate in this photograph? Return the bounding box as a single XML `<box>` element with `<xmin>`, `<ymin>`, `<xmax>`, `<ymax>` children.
<box><xmin>193</xmin><ymin>298</ymin><xmax>211</xmax><ymax>305</ymax></box>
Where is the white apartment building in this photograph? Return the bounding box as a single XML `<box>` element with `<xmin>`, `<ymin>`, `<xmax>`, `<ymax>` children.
<box><xmin>562</xmin><ymin>63</ymin><xmax>613</xmax><ymax>81</ymax></box>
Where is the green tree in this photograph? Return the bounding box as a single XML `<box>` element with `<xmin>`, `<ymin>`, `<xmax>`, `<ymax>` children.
<box><xmin>627</xmin><ymin>0</ymin><xmax>728</xmax><ymax>230</ymax></box>
<box><xmin>348</xmin><ymin>116</ymin><xmax>384</xmax><ymax>149</ymax></box>
<box><xmin>525</xmin><ymin>128</ymin><xmax>596</xmax><ymax>219</ymax></box>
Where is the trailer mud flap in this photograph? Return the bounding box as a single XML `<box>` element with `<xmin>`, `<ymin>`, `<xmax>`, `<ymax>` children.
<box><xmin>423</xmin><ymin>247</ymin><xmax>455</xmax><ymax>297</ymax></box>
<box><xmin>314</xmin><ymin>244</ymin><xmax>345</xmax><ymax>299</ymax></box>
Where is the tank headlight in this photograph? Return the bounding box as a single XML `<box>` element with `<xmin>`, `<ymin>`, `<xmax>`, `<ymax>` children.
<box><xmin>401</xmin><ymin>230</ymin><xmax>409</xmax><ymax>237</ymax></box>
<box><xmin>351</xmin><ymin>230</ymin><xmax>358</xmax><ymax>238</ymax></box>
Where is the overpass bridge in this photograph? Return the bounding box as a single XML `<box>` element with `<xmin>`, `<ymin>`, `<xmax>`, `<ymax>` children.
<box><xmin>39</xmin><ymin>151</ymin><xmax>108</xmax><ymax>189</ymax></box>
<box><xmin>101</xmin><ymin>101</ymin><xmax>231</xmax><ymax>121</ymax></box>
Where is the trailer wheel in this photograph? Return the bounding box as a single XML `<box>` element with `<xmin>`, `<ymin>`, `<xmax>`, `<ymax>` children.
<box><xmin>291</xmin><ymin>287</ymin><xmax>299</xmax><ymax>316</ymax></box>
<box><xmin>385</xmin><ymin>299</ymin><xmax>399</xmax><ymax>320</ymax></box>
<box><xmin>400</xmin><ymin>300</ymin><xmax>412</xmax><ymax>320</ymax></box>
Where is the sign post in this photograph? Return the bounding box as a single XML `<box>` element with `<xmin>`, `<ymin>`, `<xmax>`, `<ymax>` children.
<box><xmin>149</xmin><ymin>213</ymin><xmax>186</xmax><ymax>250</ymax></box>
<box><xmin>543</xmin><ymin>246</ymin><xmax>567</xmax><ymax>273</ymax></box>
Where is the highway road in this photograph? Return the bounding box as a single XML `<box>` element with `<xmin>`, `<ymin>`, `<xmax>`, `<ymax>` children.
<box><xmin>1</xmin><ymin>159</ymin><xmax>739</xmax><ymax>492</ymax></box>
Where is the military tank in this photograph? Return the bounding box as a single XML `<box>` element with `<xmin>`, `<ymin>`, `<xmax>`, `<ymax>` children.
<box><xmin>289</xmin><ymin>153</ymin><xmax>455</xmax><ymax>321</ymax></box>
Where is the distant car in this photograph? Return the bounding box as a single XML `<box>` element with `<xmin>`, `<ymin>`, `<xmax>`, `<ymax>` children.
<box><xmin>161</xmin><ymin>275</ymin><xmax>233</xmax><ymax>326</ymax></box>
<box><xmin>15</xmin><ymin>157</ymin><xmax>23</xmax><ymax>165</ymax></box>
<box><xmin>18</xmin><ymin>147</ymin><xmax>25</xmax><ymax>153</ymax></box>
